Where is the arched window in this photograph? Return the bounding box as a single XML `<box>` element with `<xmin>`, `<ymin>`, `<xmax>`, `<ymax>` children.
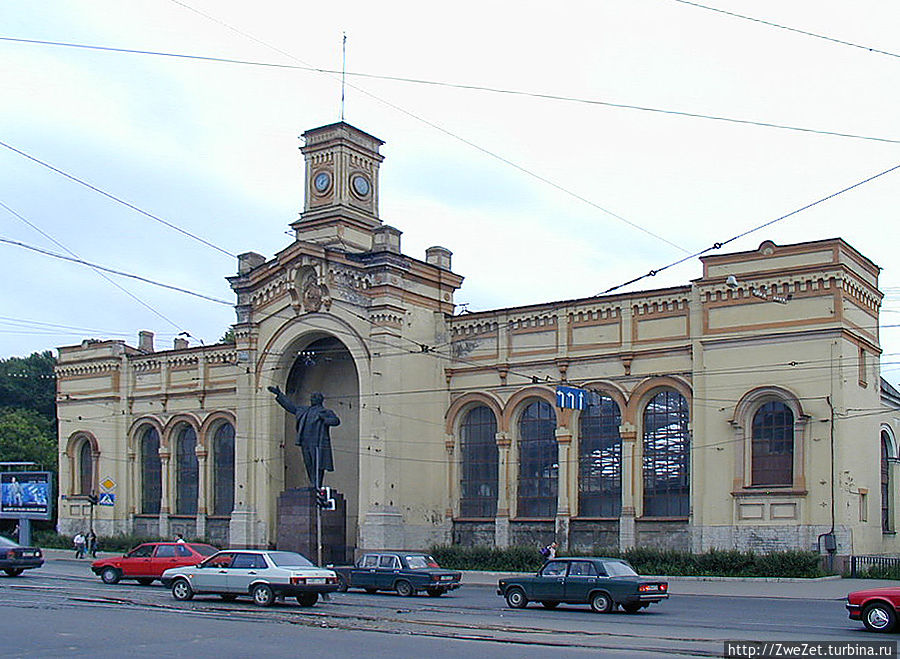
<box><xmin>579</xmin><ymin>395</ymin><xmax>622</xmax><ymax>517</ymax></box>
<box><xmin>882</xmin><ymin>430</ymin><xmax>893</xmax><ymax>533</ymax></box>
<box><xmin>175</xmin><ymin>425</ymin><xmax>198</xmax><ymax>516</ymax></box>
<box><xmin>518</xmin><ymin>400</ymin><xmax>557</xmax><ymax>518</ymax></box>
<box><xmin>459</xmin><ymin>406</ymin><xmax>498</xmax><ymax>518</ymax></box>
<box><xmin>751</xmin><ymin>401</ymin><xmax>794</xmax><ymax>486</ymax></box>
<box><xmin>213</xmin><ymin>423</ymin><xmax>235</xmax><ymax>517</ymax></box>
<box><xmin>642</xmin><ymin>389</ymin><xmax>690</xmax><ymax>517</ymax></box>
<box><xmin>141</xmin><ymin>427</ymin><xmax>162</xmax><ymax>515</ymax></box>
<box><xmin>78</xmin><ymin>440</ymin><xmax>93</xmax><ymax>495</ymax></box>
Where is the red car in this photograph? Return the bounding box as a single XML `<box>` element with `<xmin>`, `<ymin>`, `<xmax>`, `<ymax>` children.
<box><xmin>91</xmin><ymin>542</ymin><xmax>217</xmax><ymax>585</ymax></box>
<box><xmin>847</xmin><ymin>586</ymin><xmax>900</xmax><ymax>632</ymax></box>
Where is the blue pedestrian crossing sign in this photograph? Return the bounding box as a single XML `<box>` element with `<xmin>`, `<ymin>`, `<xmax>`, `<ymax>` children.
<box><xmin>98</xmin><ymin>492</ymin><xmax>115</xmax><ymax>506</ymax></box>
<box><xmin>555</xmin><ymin>386</ymin><xmax>592</xmax><ymax>410</ymax></box>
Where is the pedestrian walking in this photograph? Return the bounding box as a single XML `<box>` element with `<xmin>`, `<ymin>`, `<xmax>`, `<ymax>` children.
<box><xmin>174</xmin><ymin>532</ymin><xmax>186</xmax><ymax>544</ymax></box>
<box><xmin>87</xmin><ymin>530</ymin><xmax>98</xmax><ymax>558</ymax></box>
<box><xmin>540</xmin><ymin>541</ymin><xmax>558</xmax><ymax>560</ymax></box>
<box><xmin>73</xmin><ymin>532</ymin><xmax>86</xmax><ymax>559</ymax></box>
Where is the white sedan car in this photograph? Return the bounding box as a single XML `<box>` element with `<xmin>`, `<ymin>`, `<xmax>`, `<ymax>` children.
<box><xmin>161</xmin><ymin>549</ymin><xmax>339</xmax><ymax>607</ymax></box>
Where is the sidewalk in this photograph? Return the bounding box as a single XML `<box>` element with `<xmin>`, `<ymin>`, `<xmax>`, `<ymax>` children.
<box><xmin>39</xmin><ymin>548</ymin><xmax>900</xmax><ymax>600</ymax></box>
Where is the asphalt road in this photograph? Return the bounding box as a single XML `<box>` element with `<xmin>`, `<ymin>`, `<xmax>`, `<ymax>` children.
<box><xmin>0</xmin><ymin>558</ymin><xmax>883</xmax><ymax>658</ymax></box>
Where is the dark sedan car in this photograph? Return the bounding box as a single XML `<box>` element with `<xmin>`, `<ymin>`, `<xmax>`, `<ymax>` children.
<box><xmin>332</xmin><ymin>551</ymin><xmax>462</xmax><ymax>596</ymax></box>
<box><xmin>498</xmin><ymin>557</ymin><xmax>668</xmax><ymax>613</ymax></box>
<box><xmin>0</xmin><ymin>535</ymin><xmax>44</xmax><ymax>576</ymax></box>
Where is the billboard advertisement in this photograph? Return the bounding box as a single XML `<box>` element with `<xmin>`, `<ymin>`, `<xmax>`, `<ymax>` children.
<box><xmin>0</xmin><ymin>471</ymin><xmax>53</xmax><ymax>520</ymax></box>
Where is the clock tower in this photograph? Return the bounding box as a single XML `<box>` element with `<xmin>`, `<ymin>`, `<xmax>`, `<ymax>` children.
<box><xmin>290</xmin><ymin>122</ymin><xmax>384</xmax><ymax>251</ymax></box>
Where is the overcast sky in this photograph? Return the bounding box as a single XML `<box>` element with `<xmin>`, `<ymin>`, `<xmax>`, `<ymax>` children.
<box><xmin>1</xmin><ymin>1</ymin><xmax>898</xmax><ymax>384</ymax></box>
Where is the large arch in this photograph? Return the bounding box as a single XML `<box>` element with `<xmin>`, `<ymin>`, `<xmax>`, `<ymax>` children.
<box><xmin>258</xmin><ymin>313</ymin><xmax>368</xmax><ymax>555</ymax></box>
<box><xmin>64</xmin><ymin>431</ymin><xmax>99</xmax><ymax>497</ymax></box>
<box><xmin>446</xmin><ymin>392</ymin><xmax>504</xmax><ymax>436</ymax></box>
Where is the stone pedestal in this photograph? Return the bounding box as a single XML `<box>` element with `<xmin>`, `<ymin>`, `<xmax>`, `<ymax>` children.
<box><xmin>276</xmin><ymin>488</ymin><xmax>348</xmax><ymax>565</ymax></box>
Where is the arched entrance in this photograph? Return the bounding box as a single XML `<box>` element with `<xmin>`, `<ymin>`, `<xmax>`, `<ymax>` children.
<box><xmin>281</xmin><ymin>335</ymin><xmax>360</xmax><ymax>552</ymax></box>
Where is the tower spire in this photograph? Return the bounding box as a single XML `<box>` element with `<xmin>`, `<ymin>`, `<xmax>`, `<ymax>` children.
<box><xmin>340</xmin><ymin>32</ymin><xmax>347</xmax><ymax>121</ymax></box>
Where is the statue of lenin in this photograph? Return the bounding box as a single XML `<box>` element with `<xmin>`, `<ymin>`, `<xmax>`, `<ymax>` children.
<box><xmin>268</xmin><ymin>385</ymin><xmax>340</xmax><ymax>489</ymax></box>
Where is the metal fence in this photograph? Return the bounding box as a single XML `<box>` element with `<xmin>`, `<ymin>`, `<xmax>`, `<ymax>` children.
<box><xmin>850</xmin><ymin>555</ymin><xmax>900</xmax><ymax>578</ymax></box>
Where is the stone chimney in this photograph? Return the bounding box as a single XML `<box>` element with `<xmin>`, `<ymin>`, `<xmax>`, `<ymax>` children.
<box><xmin>174</xmin><ymin>337</ymin><xmax>189</xmax><ymax>350</ymax></box>
<box><xmin>238</xmin><ymin>252</ymin><xmax>266</xmax><ymax>275</ymax></box>
<box><xmin>138</xmin><ymin>331</ymin><xmax>154</xmax><ymax>353</ymax></box>
<box><xmin>426</xmin><ymin>246</ymin><xmax>452</xmax><ymax>270</ymax></box>
<box><xmin>373</xmin><ymin>225</ymin><xmax>402</xmax><ymax>253</ymax></box>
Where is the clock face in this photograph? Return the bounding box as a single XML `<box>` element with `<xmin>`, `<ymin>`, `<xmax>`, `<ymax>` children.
<box><xmin>351</xmin><ymin>174</ymin><xmax>371</xmax><ymax>197</ymax></box>
<box><xmin>314</xmin><ymin>171</ymin><xmax>331</xmax><ymax>193</ymax></box>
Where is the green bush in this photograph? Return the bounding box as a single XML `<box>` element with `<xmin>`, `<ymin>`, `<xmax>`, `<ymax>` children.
<box><xmin>855</xmin><ymin>564</ymin><xmax>900</xmax><ymax>580</ymax></box>
<box><xmin>428</xmin><ymin>544</ymin><xmax>824</xmax><ymax>578</ymax></box>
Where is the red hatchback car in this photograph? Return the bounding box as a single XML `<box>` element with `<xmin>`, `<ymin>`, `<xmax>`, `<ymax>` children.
<box><xmin>847</xmin><ymin>586</ymin><xmax>900</xmax><ymax>632</ymax></box>
<box><xmin>92</xmin><ymin>542</ymin><xmax>217</xmax><ymax>585</ymax></box>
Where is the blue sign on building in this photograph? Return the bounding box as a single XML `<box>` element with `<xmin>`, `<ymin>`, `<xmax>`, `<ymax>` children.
<box><xmin>98</xmin><ymin>492</ymin><xmax>116</xmax><ymax>506</ymax></box>
<box><xmin>555</xmin><ymin>385</ymin><xmax>592</xmax><ymax>410</ymax></box>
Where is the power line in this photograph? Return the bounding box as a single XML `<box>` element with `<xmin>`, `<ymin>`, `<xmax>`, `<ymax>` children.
<box><xmin>162</xmin><ymin>2</ymin><xmax>688</xmax><ymax>254</ymax></box>
<box><xmin>600</xmin><ymin>161</ymin><xmax>900</xmax><ymax>294</ymax></box>
<box><xmin>0</xmin><ymin>200</ymin><xmax>184</xmax><ymax>333</ymax></box>
<box><xmin>669</xmin><ymin>0</ymin><xmax>900</xmax><ymax>60</ymax></box>
<box><xmin>0</xmin><ymin>237</ymin><xmax>233</xmax><ymax>305</ymax></box>
<box><xmin>0</xmin><ymin>139</ymin><xmax>236</xmax><ymax>259</ymax></box>
<box><xmin>4</xmin><ymin>35</ymin><xmax>899</xmax><ymax>147</ymax></box>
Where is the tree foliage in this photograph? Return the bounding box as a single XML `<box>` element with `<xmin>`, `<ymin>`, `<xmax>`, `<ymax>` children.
<box><xmin>0</xmin><ymin>407</ymin><xmax>57</xmax><ymax>469</ymax></box>
<box><xmin>0</xmin><ymin>351</ymin><xmax>57</xmax><ymax>470</ymax></box>
<box><xmin>0</xmin><ymin>351</ymin><xmax>57</xmax><ymax>422</ymax></box>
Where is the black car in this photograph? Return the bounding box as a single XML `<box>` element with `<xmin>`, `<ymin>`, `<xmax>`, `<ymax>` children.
<box><xmin>497</xmin><ymin>557</ymin><xmax>668</xmax><ymax>613</ymax></box>
<box><xmin>0</xmin><ymin>535</ymin><xmax>44</xmax><ymax>576</ymax></box>
<box><xmin>332</xmin><ymin>551</ymin><xmax>462</xmax><ymax>597</ymax></box>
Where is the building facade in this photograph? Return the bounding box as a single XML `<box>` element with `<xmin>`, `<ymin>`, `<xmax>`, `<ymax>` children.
<box><xmin>56</xmin><ymin>122</ymin><xmax>900</xmax><ymax>556</ymax></box>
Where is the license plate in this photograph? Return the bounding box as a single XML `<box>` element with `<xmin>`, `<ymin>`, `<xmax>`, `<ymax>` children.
<box><xmin>306</xmin><ymin>578</ymin><xmax>326</xmax><ymax>584</ymax></box>
<box><xmin>22</xmin><ymin>551</ymin><xmax>37</xmax><ymax>557</ymax></box>
<box><xmin>440</xmin><ymin>575</ymin><xmax>453</xmax><ymax>581</ymax></box>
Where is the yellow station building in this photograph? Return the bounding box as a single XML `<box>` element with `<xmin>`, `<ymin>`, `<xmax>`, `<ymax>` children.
<box><xmin>56</xmin><ymin>122</ymin><xmax>900</xmax><ymax>557</ymax></box>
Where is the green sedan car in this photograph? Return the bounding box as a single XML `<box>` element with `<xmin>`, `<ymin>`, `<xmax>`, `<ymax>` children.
<box><xmin>497</xmin><ymin>557</ymin><xmax>668</xmax><ymax>613</ymax></box>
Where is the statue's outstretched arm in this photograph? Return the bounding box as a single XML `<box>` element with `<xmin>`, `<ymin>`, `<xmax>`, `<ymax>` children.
<box><xmin>267</xmin><ymin>385</ymin><xmax>297</xmax><ymax>414</ymax></box>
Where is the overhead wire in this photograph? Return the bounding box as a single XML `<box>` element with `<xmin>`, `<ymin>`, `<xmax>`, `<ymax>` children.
<box><xmin>164</xmin><ymin>0</ymin><xmax>688</xmax><ymax>254</ymax></box>
<box><xmin>599</xmin><ymin>161</ymin><xmax>900</xmax><ymax>294</ymax></box>
<box><xmin>668</xmin><ymin>0</ymin><xmax>900</xmax><ymax>60</ymax></box>
<box><xmin>3</xmin><ymin>35</ymin><xmax>899</xmax><ymax>147</ymax></box>
<box><xmin>0</xmin><ymin>200</ymin><xmax>184</xmax><ymax>333</ymax></box>
<box><xmin>0</xmin><ymin>139</ymin><xmax>236</xmax><ymax>259</ymax></box>
<box><xmin>0</xmin><ymin>237</ymin><xmax>233</xmax><ymax>305</ymax></box>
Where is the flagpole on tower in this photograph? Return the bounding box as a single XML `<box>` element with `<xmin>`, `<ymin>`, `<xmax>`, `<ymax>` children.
<box><xmin>340</xmin><ymin>32</ymin><xmax>347</xmax><ymax>121</ymax></box>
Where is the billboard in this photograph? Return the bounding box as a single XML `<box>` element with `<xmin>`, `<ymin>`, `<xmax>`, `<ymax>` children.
<box><xmin>0</xmin><ymin>471</ymin><xmax>53</xmax><ymax>520</ymax></box>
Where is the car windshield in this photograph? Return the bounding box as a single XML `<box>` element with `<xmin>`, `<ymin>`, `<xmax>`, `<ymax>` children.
<box><xmin>0</xmin><ymin>536</ymin><xmax>19</xmax><ymax>548</ymax></box>
<box><xmin>603</xmin><ymin>560</ymin><xmax>638</xmax><ymax>577</ymax></box>
<box><xmin>267</xmin><ymin>551</ymin><xmax>314</xmax><ymax>567</ymax></box>
<box><xmin>189</xmin><ymin>544</ymin><xmax>218</xmax><ymax>556</ymax></box>
<box><xmin>404</xmin><ymin>555</ymin><xmax>438</xmax><ymax>569</ymax></box>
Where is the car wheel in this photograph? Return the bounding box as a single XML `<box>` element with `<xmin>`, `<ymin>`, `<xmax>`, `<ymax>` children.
<box><xmin>395</xmin><ymin>580</ymin><xmax>415</xmax><ymax>597</ymax></box>
<box><xmin>4</xmin><ymin>568</ymin><xmax>24</xmax><ymax>577</ymax></box>
<box><xmin>296</xmin><ymin>593</ymin><xmax>318</xmax><ymax>607</ymax></box>
<box><xmin>622</xmin><ymin>603</ymin><xmax>642</xmax><ymax>614</ymax></box>
<box><xmin>100</xmin><ymin>567</ymin><xmax>121</xmax><ymax>585</ymax></box>
<box><xmin>251</xmin><ymin>583</ymin><xmax>275</xmax><ymax>607</ymax></box>
<box><xmin>505</xmin><ymin>587</ymin><xmax>528</xmax><ymax>609</ymax></box>
<box><xmin>171</xmin><ymin>578</ymin><xmax>194</xmax><ymax>601</ymax></box>
<box><xmin>219</xmin><ymin>593</ymin><xmax>238</xmax><ymax>601</ymax></box>
<box><xmin>136</xmin><ymin>578</ymin><xmax>154</xmax><ymax>586</ymax></box>
<box><xmin>541</xmin><ymin>601</ymin><xmax>559</xmax><ymax>609</ymax></box>
<box><xmin>364</xmin><ymin>588</ymin><xmax>378</xmax><ymax>594</ymax></box>
<box><xmin>863</xmin><ymin>602</ymin><xmax>897</xmax><ymax>633</ymax></box>
<box><xmin>590</xmin><ymin>591</ymin><xmax>614</xmax><ymax>614</ymax></box>
<box><xmin>426</xmin><ymin>588</ymin><xmax>444</xmax><ymax>597</ymax></box>
<box><xmin>336</xmin><ymin>576</ymin><xmax>348</xmax><ymax>592</ymax></box>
